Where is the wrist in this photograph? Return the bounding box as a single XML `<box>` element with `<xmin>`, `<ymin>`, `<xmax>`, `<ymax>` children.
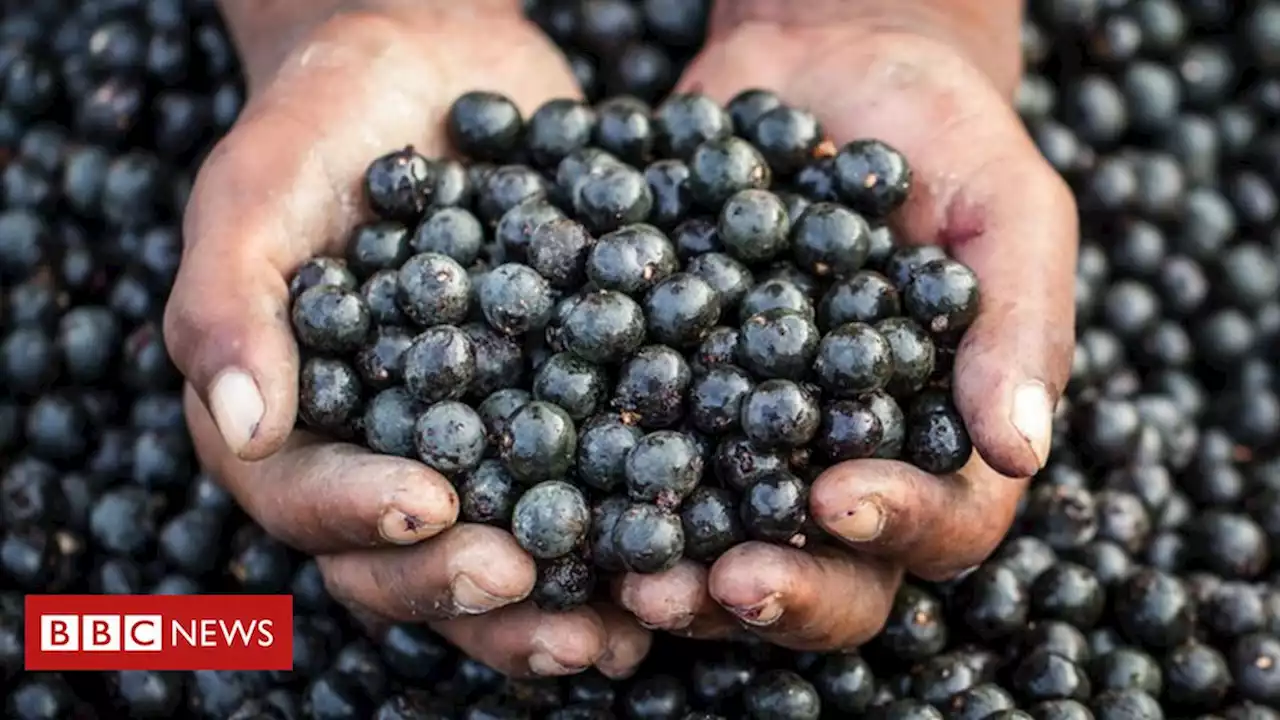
<box><xmin>218</xmin><ymin>0</ymin><xmax>526</xmax><ymax>90</ymax></box>
<box><xmin>707</xmin><ymin>0</ymin><xmax>1023</xmax><ymax>97</ymax></box>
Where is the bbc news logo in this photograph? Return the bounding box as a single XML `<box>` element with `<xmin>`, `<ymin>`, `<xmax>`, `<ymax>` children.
<box><xmin>25</xmin><ymin>595</ymin><xmax>292</xmax><ymax>671</ymax></box>
<box><xmin>40</xmin><ymin>614</ymin><xmax>275</xmax><ymax>651</ymax></box>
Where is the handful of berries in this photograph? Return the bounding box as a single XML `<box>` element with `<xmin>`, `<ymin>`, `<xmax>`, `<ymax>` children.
<box><xmin>288</xmin><ymin>89</ymin><xmax>980</xmax><ymax>611</ymax></box>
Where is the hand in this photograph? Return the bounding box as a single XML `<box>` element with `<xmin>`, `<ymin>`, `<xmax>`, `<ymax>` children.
<box><xmin>616</xmin><ymin>4</ymin><xmax>1077</xmax><ymax>650</ymax></box>
<box><xmin>163</xmin><ymin>3</ymin><xmax>649</xmax><ymax>678</ymax></box>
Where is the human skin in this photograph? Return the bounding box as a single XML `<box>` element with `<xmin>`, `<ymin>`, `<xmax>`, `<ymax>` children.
<box><xmin>609</xmin><ymin>0</ymin><xmax>1077</xmax><ymax>649</ymax></box>
<box><xmin>164</xmin><ymin>0</ymin><xmax>1076</xmax><ymax>674</ymax></box>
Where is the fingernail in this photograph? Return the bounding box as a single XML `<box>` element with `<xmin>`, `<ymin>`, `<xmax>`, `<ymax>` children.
<box><xmin>636</xmin><ymin>613</ymin><xmax>694</xmax><ymax>631</ymax></box>
<box><xmin>378</xmin><ymin>508</ymin><xmax>447</xmax><ymax>545</ymax></box>
<box><xmin>727</xmin><ymin>592</ymin><xmax>784</xmax><ymax>627</ymax></box>
<box><xmin>666</xmin><ymin>612</ymin><xmax>695</xmax><ymax>630</ymax></box>
<box><xmin>1011</xmin><ymin>381</ymin><xmax>1053</xmax><ymax>469</ymax></box>
<box><xmin>528</xmin><ymin>652</ymin><xmax>586</xmax><ymax>676</ymax></box>
<box><xmin>824</xmin><ymin>496</ymin><xmax>886</xmax><ymax>543</ymax></box>
<box><xmin>449</xmin><ymin>573</ymin><xmax>512</xmax><ymax>615</ymax></box>
<box><xmin>208</xmin><ymin>369</ymin><xmax>264</xmax><ymax>457</ymax></box>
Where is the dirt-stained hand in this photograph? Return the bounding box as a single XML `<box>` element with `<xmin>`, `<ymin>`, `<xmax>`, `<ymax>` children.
<box><xmin>617</xmin><ymin>6</ymin><xmax>1077</xmax><ymax>651</ymax></box>
<box><xmin>164</xmin><ymin>5</ymin><xmax>649</xmax><ymax>678</ymax></box>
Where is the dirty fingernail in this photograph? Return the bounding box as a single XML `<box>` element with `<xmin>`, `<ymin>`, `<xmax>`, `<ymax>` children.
<box><xmin>823</xmin><ymin>496</ymin><xmax>886</xmax><ymax>543</ymax></box>
<box><xmin>529</xmin><ymin>652</ymin><xmax>586</xmax><ymax>676</ymax></box>
<box><xmin>449</xmin><ymin>573</ymin><xmax>513</xmax><ymax>615</ymax></box>
<box><xmin>666</xmin><ymin>612</ymin><xmax>695</xmax><ymax>630</ymax></box>
<box><xmin>1011</xmin><ymin>380</ymin><xmax>1053</xmax><ymax>469</ymax></box>
<box><xmin>727</xmin><ymin>592</ymin><xmax>784</xmax><ymax>627</ymax></box>
<box><xmin>208</xmin><ymin>369</ymin><xmax>264</xmax><ymax>457</ymax></box>
<box><xmin>378</xmin><ymin>508</ymin><xmax>446</xmax><ymax>545</ymax></box>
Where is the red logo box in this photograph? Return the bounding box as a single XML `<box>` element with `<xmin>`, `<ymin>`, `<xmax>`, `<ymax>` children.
<box><xmin>25</xmin><ymin>595</ymin><xmax>293</xmax><ymax>671</ymax></box>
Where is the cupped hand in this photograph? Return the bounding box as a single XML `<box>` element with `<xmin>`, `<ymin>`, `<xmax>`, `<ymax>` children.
<box><xmin>618</xmin><ymin>8</ymin><xmax>1077</xmax><ymax>650</ymax></box>
<box><xmin>163</xmin><ymin>5</ymin><xmax>649</xmax><ymax>678</ymax></box>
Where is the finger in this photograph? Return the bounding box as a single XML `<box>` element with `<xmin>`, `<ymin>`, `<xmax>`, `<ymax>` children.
<box><xmin>317</xmin><ymin>523</ymin><xmax>536</xmax><ymax>622</ymax></box>
<box><xmin>186</xmin><ymin>385</ymin><xmax>458</xmax><ymax>553</ymax></box>
<box><xmin>164</xmin><ymin>12</ymin><xmax>583</xmax><ymax>461</ymax></box>
<box><xmin>678</xmin><ymin>32</ymin><xmax>1076</xmax><ymax>478</ymax></box>
<box><xmin>809</xmin><ymin>457</ymin><xmax>1028</xmax><ymax>580</ymax></box>
<box><xmin>430</xmin><ymin>602</ymin><xmax>608</xmax><ymax>678</ymax></box>
<box><xmin>590</xmin><ymin>604</ymin><xmax>654</xmax><ymax>680</ymax></box>
<box><xmin>707</xmin><ymin>542</ymin><xmax>902</xmax><ymax>651</ymax></box>
<box><xmin>615</xmin><ymin>561</ymin><xmax>738</xmax><ymax>640</ymax></box>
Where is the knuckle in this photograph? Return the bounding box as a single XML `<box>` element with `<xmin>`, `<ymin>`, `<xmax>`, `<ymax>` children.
<box><xmin>917</xmin><ymin>532</ymin><xmax>1003</xmax><ymax>581</ymax></box>
<box><xmin>316</xmin><ymin>556</ymin><xmax>366</xmax><ymax>614</ymax></box>
<box><xmin>183</xmin><ymin>146</ymin><xmax>253</xmax><ymax>258</ymax></box>
<box><xmin>195</xmin><ymin>145</ymin><xmax>266</xmax><ymax>222</ymax></box>
<box><xmin>188</xmin><ymin>133</ymin><xmax>255</xmax><ymax>219</ymax></box>
<box><xmin>1037</xmin><ymin>162</ymin><xmax>1079</xmax><ymax>222</ymax></box>
<box><xmin>160</xmin><ymin>285</ymin><xmax>215</xmax><ymax>375</ymax></box>
<box><xmin>838</xmin><ymin>573</ymin><xmax>899</xmax><ymax>649</ymax></box>
<box><xmin>965</xmin><ymin>499</ymin><xmax>1019</xmax><ymax>559</ymax></box>
<box><xmin>957</xmin><ymin>533</ymin><xmax>1005</xmax><ymax>572</ymax></box>
<box><xmin>238</xmin><ymin>496</ymin><xmax>293</xmax><ymax>549</ymax></box>
<box><xmin>367</xmin><ymin>555</ymin><xmax>431</xmax><ymax>621</ymax></box>
<box><xmin>847</xmin><ymin>609</ymin><xmax>891</xmax><ymax>649</ymax></box>
<box><xmin>974</xmin><ymin>523</ymin><xmax>1011</xmax><ymax>560</ymax></box>
<box><xmin>160</xmin><ymin>298</ymin><xmax>189</xmax><ymax>368</ymax></box>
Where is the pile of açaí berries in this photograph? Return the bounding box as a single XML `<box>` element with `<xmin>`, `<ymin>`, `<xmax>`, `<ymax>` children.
<box><xmin>288</xmin><ymin>89</ymin><xmax>980</xmax><ymax>611</ymax></box>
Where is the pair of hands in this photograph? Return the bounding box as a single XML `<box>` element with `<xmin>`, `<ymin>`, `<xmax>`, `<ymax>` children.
<box><xmin>163</xmin><ymin>2</ymin><xmax>1077</xmax><ymax>678</ymax></box>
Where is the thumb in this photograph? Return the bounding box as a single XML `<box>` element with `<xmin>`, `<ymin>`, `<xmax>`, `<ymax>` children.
<box><xmin>163</xmin><ymin>12</ymin><xmax>583</xmax><ymax>460</ymax></box>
